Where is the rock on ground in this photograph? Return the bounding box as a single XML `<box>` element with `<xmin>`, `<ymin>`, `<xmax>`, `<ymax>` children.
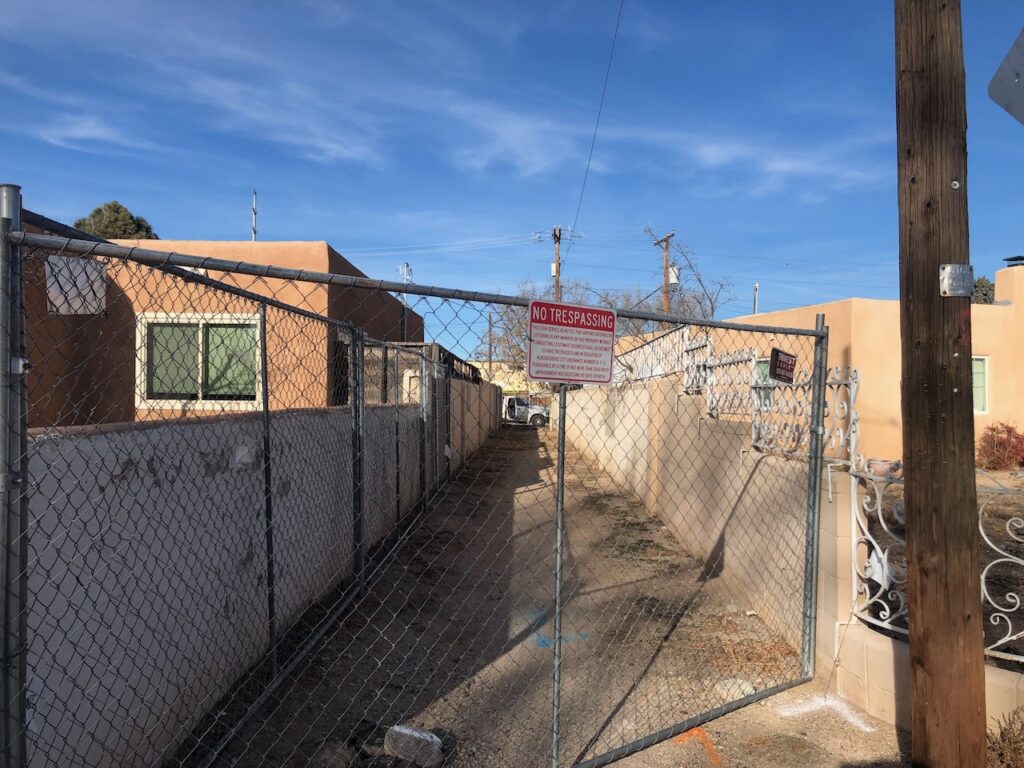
<box><xmin>383</xmin><ymin>725</ymin><xmax>444</xmax><ymax>768</ymax></box>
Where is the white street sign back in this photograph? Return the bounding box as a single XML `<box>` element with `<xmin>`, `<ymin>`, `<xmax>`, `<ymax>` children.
<box><xmin>527</xmin><ymin>300</ymin><xmax>616</xmax><ymax>384</ymax></box>
<box><xmin>989</xmin><ymin>28</ymin><xmax>1024</xmax><ymax>128</ymax></box>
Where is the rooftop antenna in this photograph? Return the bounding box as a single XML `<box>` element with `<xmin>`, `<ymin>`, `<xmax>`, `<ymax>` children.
<box><xmin>251</xmin><ymin>189</ymin><xmax>257</xmax><ymax>241</ymax></box>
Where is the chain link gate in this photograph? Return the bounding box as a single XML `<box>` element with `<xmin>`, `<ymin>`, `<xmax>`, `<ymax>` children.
<box><xmin>1</xmin><ymin>188</ymin><xmax>828</xmax><ymax>768</ymax></box>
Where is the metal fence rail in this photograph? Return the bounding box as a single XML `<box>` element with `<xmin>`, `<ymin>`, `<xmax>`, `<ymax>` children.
<box><xmin>1</xmin><ymin>190</ymin><xmax>829</xmax><ymax>768</ymax></box>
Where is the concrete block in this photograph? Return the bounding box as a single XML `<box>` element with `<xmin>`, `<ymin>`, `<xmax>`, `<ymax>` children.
<box><xmin>864</xmin><ymin>630</ymin><xmax>908</xmax><ymax>698</ymax></box>
<box><xmin>836</xmin><ymin>624</ymin><xmax>869</xmax><ymax>680</ymax></box>
<box><xmin>985</xmin><ymin>664</ymin><xmax>1024</xmax><ymax>725</ymax></box>
<box><xmin>866</xmin><ymin>684</ymin><xmax>910</xmax><ymax>730</ymax></box>
<box><xmin>836</xmin><ymin>666</ymin><xmax>869</xmax><ymax>711</ymax></box>
<box><xmin>384</xmin><ymin>725</ymin><xmax>444</xmax><ymax>768</ymax></box>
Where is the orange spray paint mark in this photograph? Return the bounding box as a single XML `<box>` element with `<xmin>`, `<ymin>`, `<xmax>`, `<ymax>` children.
<box><xmin>674</xmin><ymin>727</ymin><xmax>723</xmax><ymax>766</ymax></box>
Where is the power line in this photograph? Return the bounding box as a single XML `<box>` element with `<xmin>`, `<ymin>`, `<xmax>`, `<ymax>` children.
<box><xmin>563</xmin><ymin>0</ymin><xmax>626</xmax><ymax>264</ymax></box>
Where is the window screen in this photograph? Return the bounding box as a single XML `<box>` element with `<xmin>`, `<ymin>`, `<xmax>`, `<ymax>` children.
<box><xmin>753</xmin><ymin>359</ymin><xmax>773</xmax><ymax>408</ymax></box>
<box><xmin>972</xmin><ymin>357</ymin><xmax>988</xmax><ymax>413</ymax></box>
<box><xmin>147</xmin><ymin>323</ymin><xmax>200</xmax><ymax>399</ymax></box>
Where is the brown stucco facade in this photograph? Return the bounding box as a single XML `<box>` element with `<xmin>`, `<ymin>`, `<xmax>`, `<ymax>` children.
<box><xmin>26</xmin><ymin>240</ymin><xmax>424</xmax><ymax>428</ymax></box>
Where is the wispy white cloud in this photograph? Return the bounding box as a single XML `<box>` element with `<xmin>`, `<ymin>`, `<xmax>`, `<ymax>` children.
<box><xmin>602</xmin><ymin>123</ymin><xmax>892</xmax><ymax>199</ymax></box>
<box><xmin>171</xmin><ymin>70</ymin><xmax>385</xmax><ymax>166</ymax></box>
<box><xmin>448</xmin><ymin>100</ymin><xmax>582</xmax><ymax>175</ymax></box>
<box><xmin>0</xmin><ymin>70</ymin><xmax>83</xmax><ymax>106</ymax></box>
<box><xmin>37</xmin><ymin>114</ymin><xmax>157</xmax><ymax>152</ymax></box>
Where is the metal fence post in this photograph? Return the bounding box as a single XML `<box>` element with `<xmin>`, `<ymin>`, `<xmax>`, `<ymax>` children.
<box><xmin>394</xmin><ymin>351</ymin><xmax>401</xmax><ymax>525</ymax></box>
<box><xmin>418</xmin><ymin>355</ymin><xmax>428</xmax><ymax>513</ymax></box>
<box><xmin>258</xmin><ymin>305</ymin><xmax>277</xmax><ymax>675</ymax></box>
<box><xmin>443</xmin><ymin>364</ymin><xmax>451</xmax><ymax>482</ymax></box>
<box><xmin>0</xmin><ymin>183</ymin><xmax>26</xmax><ymax>768</ymax></box>
<box><xmin>550</xmin><ymin>383</ymin><xmax>568</xmax><ymax>768</ymax></box>
<box><xmin>351</xmin><ymin>332</ymin><xmax>366</xmax><ymax>594</ymax></box>
<box><xmin>800</xmin><ymin>315</ymin><xmax>829</xmax><ymax>677</ymax></box>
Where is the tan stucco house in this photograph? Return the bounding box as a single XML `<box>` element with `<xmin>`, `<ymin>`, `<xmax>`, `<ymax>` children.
<box><xmin>731</xmin><ymin>265</ymin><xmax>1024</xmax><ymax>461</ymax></box>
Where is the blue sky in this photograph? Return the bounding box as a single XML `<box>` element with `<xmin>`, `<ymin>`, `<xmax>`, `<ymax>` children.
<box><xmin>1</xmin><ymin>1</ymin><xmax>1021</xmax><ymax>318</ymax></box>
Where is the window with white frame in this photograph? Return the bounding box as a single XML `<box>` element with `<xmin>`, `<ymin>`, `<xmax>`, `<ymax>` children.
<box><xmin>137</xmin><ymin>314</ymin><xmax>260</xmax><ymax>408</ymax></box>
<box><xmin>972</xmin><ymin>356</ymin><xmax>988</xmax><ymax>414</ymax></box>
<box><xmin>753</xmin><ymin>358</ymin><xmax>774</xmax><ymax>409</ymax></box>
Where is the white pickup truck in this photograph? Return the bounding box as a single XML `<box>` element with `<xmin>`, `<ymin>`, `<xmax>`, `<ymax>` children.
<box><xmin>502</xmin><ymin>395</ymin><xmax>549</xmax><ymax>428</ymax></box>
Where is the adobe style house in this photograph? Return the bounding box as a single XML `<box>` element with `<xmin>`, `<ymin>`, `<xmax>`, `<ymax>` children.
<box><xmin>731</xmin><ymin>265</ymin><xmax>1024</xmax><ymax>461</ymax></box>
<box><xmin>26</xmin><ymin>239</ymin><xmax>424</xmax><ymax>428</ymax></box>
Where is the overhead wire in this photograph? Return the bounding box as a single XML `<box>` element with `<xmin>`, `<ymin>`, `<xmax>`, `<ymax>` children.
<box><xmin>563</xmin><ymin>0</ymin><xmax>627</xmax><ymax>265</ymax></box>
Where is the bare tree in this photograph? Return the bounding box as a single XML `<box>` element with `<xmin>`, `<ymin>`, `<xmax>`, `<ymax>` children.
<box><xmin>593</xmin><ymin>285</ymin><xmax>698</xmax><ymax>338</ymax></box>
<box><xmin>479</xmin><ymin>278</ymin><xmax>596</xmax><ymax>371</ymax></box>
<box><xmin>673</xmin><ymin>241</ymin><xmax>732</xmax><ymax>319</ymax></box>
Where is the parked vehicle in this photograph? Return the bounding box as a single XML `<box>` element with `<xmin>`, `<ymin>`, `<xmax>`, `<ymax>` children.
<box><xmin>503</xmin><ymin>395</ymin><xmax>549</xmax><ymax>427</ymax></box>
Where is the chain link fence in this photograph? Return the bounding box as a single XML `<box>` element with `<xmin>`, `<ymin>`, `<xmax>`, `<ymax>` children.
<box><xmin>1</xmin><ymin>191</ymin><xmax>828</xmax><ymax>768</ymax></box>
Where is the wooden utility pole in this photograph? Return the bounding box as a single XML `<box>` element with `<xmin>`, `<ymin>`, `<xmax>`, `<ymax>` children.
<box><xmin>652</xmin><ymin>231</ymin><xmax>675</xmax><ymax>328</ymax></box>
<box><xmin>654</xmin><ymin>231</ymin><xmax>674</xmax><ymax>314</ymax></box>
<box><xmin>894</xmin><ymin>2</ymin><xmax>985</xmax><ymax>765</ymax></box>
<box><xmin>552</xmin><ymin>226</ymin><xmax>562</xmax><ymax>302</ymax></box>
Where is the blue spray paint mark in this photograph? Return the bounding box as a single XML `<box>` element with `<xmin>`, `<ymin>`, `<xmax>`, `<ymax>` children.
<box><xmin>518</xmin><ymin>606</ymin><xmax>589</xmax><ymax>648</ymax></box>
<box><xmin>534</xmin><ymin>630</ymin><xmax>589</xmax><ymax>649</ymax></box>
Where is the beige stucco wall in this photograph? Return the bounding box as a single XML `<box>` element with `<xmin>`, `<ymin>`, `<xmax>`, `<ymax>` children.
<box><xmin>732</xmin><ymin>267</ymin><xmax>1024</xmax><ymax>461</ymax></box>
<box><xmin>562</xmin><ymin>374</ymin><xmax>812</xmax><ymax>650</ymax></box>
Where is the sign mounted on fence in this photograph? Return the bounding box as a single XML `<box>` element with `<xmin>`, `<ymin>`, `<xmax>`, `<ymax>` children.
<box><xmin>527</xmin><ymin>300</ymin><xmax>616</xmax><ymax>384</ymax></box>
<box><xmin>769</xmin><ymin>348</ymin><xmax>797</xmax><ymax>385</ymax></box>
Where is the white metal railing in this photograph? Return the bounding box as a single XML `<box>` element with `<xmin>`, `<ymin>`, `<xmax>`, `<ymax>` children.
<box><xmin>851</xmin><ymin>466</ymin><xmax>1024</xmax><ymax>665</ymax></box>
<box><xmin>612</xmin><ymin>326</ymin><xmax>858</xmax><ymax>465</ymax></box>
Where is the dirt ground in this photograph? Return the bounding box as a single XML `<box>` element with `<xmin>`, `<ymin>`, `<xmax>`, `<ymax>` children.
<box><xmin>218</xmin><ymin>426</ymin><xmax>903</xmax><ymax>768</ymax></box>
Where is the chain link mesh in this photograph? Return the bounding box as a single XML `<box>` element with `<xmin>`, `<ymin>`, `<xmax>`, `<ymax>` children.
<box><xmin>7</xmin><ymin>229</ymin><xmax>825</xmax><ymax>768</ymax></box>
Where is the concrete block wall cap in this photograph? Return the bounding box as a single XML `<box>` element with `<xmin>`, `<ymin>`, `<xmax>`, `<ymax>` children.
<box><xmin>383</xmin><ymin>725</ymin><xmax>444</xmax><ymax>768</ymax></box>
